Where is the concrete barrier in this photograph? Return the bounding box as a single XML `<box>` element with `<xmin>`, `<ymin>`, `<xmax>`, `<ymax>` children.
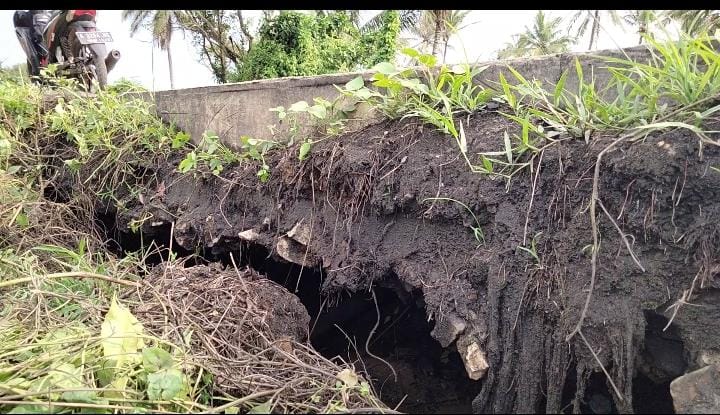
<box><xmin>150</xmin><ymin>45</ymin><xmax>652</xmax><ymax>148</ymax></box>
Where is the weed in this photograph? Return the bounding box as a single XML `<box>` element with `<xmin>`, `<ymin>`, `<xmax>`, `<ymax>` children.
<box><xmin>271</xmin><ymin>47</ymin><xmax>495</xmax><ymax>166</ymax></box>
<box><xmin>178</xmin><ymin>132</ymin><xmax>275</xmax><ymax>181</ymax></box>
<box><xmin>517</xmin><ymin>232</ymin><xmax>543</xmax><ymax>269</ymax></box>
<box><xmin>493</xmin><ymin>32</ymin><xmax>720</xmax><ymax>187</ymax></box>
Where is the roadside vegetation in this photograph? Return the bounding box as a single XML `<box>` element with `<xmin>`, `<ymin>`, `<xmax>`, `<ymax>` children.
<box><xmin>0</xmin><ymin>71</ymin><xmax>390</xmax><ymax>413</ymax></box>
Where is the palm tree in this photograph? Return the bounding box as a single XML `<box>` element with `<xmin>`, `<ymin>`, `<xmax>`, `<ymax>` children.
<box><xmin>498</xmin><ymin>11</ymin><xmax>574</xmax><ymax>59</ymax></box>
<box><xmin>360</xmin><ymin>10</ymin><xmax>423</xmax><ymax>33</ymax></box>
<box><xmin>122</xmin><ymin>10</ymin><xmax>183</xmax><ymax>89</ymax></box>
<box><xmin>661</xmin><ymin>10</ymin><xmax>720</xmax><ymax>36</ymax></box>
<box><xmin>407</xmin><ymin>10</ymin><xmax>470</xmax><ymax>61</ymax></box>
<box><xmin>622</xmin><ymin>10</ymin><xmax>658</xmax><ymax>44</ymax></box>
<box><xmin>568</xmin><ymin>10</ymin><xmax>622</xmax><ymax>50</ymax></box>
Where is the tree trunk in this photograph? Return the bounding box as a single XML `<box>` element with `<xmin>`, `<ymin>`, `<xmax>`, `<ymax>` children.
<box><xmin>443</xmin><ymin>38</ymin><xmax>449</xmax><ymax>63</ymax></box>
<box><xmin>432</xmin><ymin>16</ymin><xmax>441</xmax><ymax>56</ymax></box>
<box><xmin>431</xmin><ymin>10</ymin><xmax>447</xmax><ymax>57</ymax></box>
<box><xmin>588</xmin><ymin>10</ymin><xmax>599</xmax><ymax>50</ymax></box>
<box><xmin>166</xmin><ymin>45</ymin><xmax>175</xmax><ymax>90</ymax></box>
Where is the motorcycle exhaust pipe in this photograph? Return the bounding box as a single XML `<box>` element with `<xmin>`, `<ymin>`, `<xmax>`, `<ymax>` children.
<box><xmin>105</xmin><ymin>49</ymin><xmax>121</xmax><ymax>73</ymax></box>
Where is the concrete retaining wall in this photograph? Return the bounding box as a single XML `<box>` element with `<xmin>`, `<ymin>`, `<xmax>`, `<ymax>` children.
<box><xmin>150</xmin><ymin>45</ymin><xmax>652</xmax><ymax>149</ymax></box>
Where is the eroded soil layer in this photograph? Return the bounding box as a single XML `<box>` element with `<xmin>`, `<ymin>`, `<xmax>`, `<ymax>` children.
<box><xmin>112</xmin><ymin>110</ymin><xmax>720</xmax><ymax>413</ymax></box>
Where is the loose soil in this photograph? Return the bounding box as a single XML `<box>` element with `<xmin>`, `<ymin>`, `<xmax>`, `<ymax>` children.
<box><xmin>102</xmin><ymin>108</ymin><xmax>720</xmax><ymax>413</ymax></box>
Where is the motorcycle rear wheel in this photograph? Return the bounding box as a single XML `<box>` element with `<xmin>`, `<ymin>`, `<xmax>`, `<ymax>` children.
<box><xmin>79</xmin><ymin>46</ymin><xmax>108</xmax><ymax>93</ymax></box>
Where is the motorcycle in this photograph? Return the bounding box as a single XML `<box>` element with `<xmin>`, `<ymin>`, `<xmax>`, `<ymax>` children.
<box><xmin>13</xmin><ymin>10</ymin><xmax>121</xmax><ymax>91</ymax></box>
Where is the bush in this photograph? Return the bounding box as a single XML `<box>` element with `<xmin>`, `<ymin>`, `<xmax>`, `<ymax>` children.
<box><xmin>232</xmin><ymin>11</ymin><xmax>400</xmax><ymax>82</ymax></box>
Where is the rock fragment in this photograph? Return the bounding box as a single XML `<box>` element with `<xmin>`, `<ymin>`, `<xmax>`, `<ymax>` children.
<box><xmin>456</xmin><ymin>334</ymin><xmax>489</xmax><ymax>380</ymax></box>
<box><xmin>670</xmin><ymin>364</ymin><xmax>720</xmax><ymax>414</ymax></box>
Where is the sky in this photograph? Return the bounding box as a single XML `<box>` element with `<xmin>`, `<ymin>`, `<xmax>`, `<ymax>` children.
<box><xmin>0</xmin><ymin>10</ymin><xmax>676</xmax><ymax>92</ymax></box>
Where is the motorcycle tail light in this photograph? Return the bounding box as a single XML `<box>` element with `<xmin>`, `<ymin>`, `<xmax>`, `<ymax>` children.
<box><xmin>69</xmin><ymin>10</ymin><xmax>97</xmax><ymax>21</ymax></box>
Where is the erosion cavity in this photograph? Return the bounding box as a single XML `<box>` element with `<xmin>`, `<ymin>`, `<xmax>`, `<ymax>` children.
<box><xmin>557</xmin><ymin>310</ymin><xmax>684</xmax><ymax>414</ymax></box>
<box><xmin>214</xmin><ymin>243</ymin><xmax>481</xmax><ymax>413</ymax></box>
<box><xmin>633</xmin><ymin>310</ymin><xmax>686</xmax><ymax>414</ymax></box>
<box><xmin>308</xmin><ymin>282</ymin><xmax>481</xmax><ymax>413</ymax></box>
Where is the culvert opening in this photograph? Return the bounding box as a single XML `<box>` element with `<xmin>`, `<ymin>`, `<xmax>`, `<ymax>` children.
<box><xmin>308</xmin><ymin>279</ymin><xmax>481</xmax><ymax>414</ymax></box>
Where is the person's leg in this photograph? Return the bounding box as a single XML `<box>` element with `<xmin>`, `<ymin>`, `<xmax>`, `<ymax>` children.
<box><xmin>13</xmin><ymin>11</ymin><xmax>41</xmax><ymax>76</ymax></box>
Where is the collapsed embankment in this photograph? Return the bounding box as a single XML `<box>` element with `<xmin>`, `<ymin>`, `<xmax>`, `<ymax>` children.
<box><xmin>105</xmin><ymin>108</ymin><xmax>720</xmax><ymax>413</ymax></box>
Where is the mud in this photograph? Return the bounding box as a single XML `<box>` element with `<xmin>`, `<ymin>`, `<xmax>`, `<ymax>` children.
<box><xmin>107</xmin><ymin>107</ymin><xmax>720</xmax><ymax>413</ymax></box>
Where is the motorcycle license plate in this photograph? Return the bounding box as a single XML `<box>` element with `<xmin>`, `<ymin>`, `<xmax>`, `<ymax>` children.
<box><xmin>75</xmin><ymin>31</ymin><xmax>113</xmax><ymax>45</ymax></box>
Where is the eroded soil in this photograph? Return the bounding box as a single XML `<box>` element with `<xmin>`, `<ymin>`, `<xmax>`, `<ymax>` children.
<box><xmin>106</xmin><ymin>108</ymin><xmax>720</xmax><ymax>413</ymax></box>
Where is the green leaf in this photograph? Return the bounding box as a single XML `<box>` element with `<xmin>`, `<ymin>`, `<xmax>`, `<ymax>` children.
<box><xmin>307</xmin><ymin>104</ymin><xmax>327</xmax><ymax>119</ymax></box>
<box><xmin>171</xmin><ymin>131</ymin><xmax>190</xmax><ymax>149</ymax></box>
<box><xmin>64</xmin><ymin>158</ymin><xmax>82</xmax><ymax>172</ymax></box>
<box><xmin>372</xmin><ymin>62</ymin><xmax>396</xmax><ymax>75</ymax></box>
<box><xmin>507</xmin><ymin>66</ymin><xmax>529</xmax><ymax>84</ymax></box>
<box><xmin>146</xmin><ymin>368</ymin><xmax>187</xmax><ymax>401</ymax></box>
<box><xmin>299</xmin><ymin>141</ymin><xmax>312</xmax><ymax>161</ymax></box>
<box><xmin>178</xmin><ymin>151</ymin><xmax>197</xmax><ymax>173</ymax></box>
<box><xmin>8</xmin><ymin>404</ymin><xmax>60</xmax><ymax>414</ymax></box>
<box><xmin>458</xmin><ymin>122</ymin><xmax>467</xmax><ymax>154</ymax></box>
<box><xmin>142</xmin><ymin>347</ymin><xmax>174</xmax><ymax>372</ymax></box>
<box><xmin>345</xmin><ymin>76</ymin><xmax>364</xmax><ymax>91</ymax></box>
<box><xmin>481</xmin><ymin>155</ymin><xmax>493</xmax><ymax>173</ymax></box>
<box><xmin>62</xmin><ymin>390</ymin><xmax>99</xmax><ymax>404</ymax></box>
<box><xmin>30</xmin><ymin>363</ymin><xmax>85</xmax><ymax>401</ymax></box>
<box><xmin>355</xmin><ymin>87</ymin><xmax>377</xmax><ymax>100</ymax></box>
<box><xmin>451</xmin><ymin>64</ymin><xmax>468</xmax><ymax>75</ymax></box>
<box><xmin>15</xmin><ymin>211</ymin><xmax>29</xmax><ymax>228</ymax></box>
<box><xmin>418</xmin><ymin>54</ymin><xmax>437</xmax><ymax>67</ymax></box>
<box><xmin>257</xmin><ymin>167</ymin><xmax>270</xmax><ymax>183</ymax></box>
<box><xmin>100</xmin><ymin>297</ymin><xmax>145</xmax><ymax>368</ymax></box>
<box><xmin>503</xmin><ymin>131</ymin><xmax>513</xmax><ymax>164</ymax></box>
<box><xmin>574</xmin><ymin>58</ymin><xmax>584</xmax><ymax>94</ymax></box>
<box><xmin>248</xmin><ymin>401</ymin><xmax>273</xmax><ymax>414</ymax></box>
<box><xmin>554</xmin><ymin>70</ymin><xmax>568</xmax><ymax>106</ymax></box>
<box><xmin>499</xmin><ymin>73</ymin><xmax>515</xmax><ymax>109</ymax></box>
<box><xmin>472</xmin><ymin>226</ymin><xmax>485</xmax><ymax>243</ymax></box>
<box><xmin>288</xmin><ymin>101</ymin><xmax>310</xmax><ymax>113</ymax></box>
<box><xmin>401</xmin><ymin>48</ymin><xmax>420</xmax><ymax>58</ymax></box>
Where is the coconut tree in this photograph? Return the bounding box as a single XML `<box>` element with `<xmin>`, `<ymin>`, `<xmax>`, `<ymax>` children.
<box><xmin>122</xmin><ymin>10</ymin><xmax>184</xmax><ymax>89</ymax></box>
<box><xmin>661</xmin><ymin>10</ymin><xmax>720</xmax><ymax>36</ymax></box>
<box><xmin>568</xmin><ymin>10</ymin><xmax>622</xmax><ymax>50</ymax></box>
<box><xmin>407</xmin><ymin>10</ymin><xmax>470</xmax><ymax>61</ymax></box>
<box><xmin>498</xmin><ymin>11</ymin><xmax>575</xmax><ymax>59</ymax></box>
<box><xmin>622</xmin><ymin>10</ymin><xmax>659</xmax><ymax>44</ymax></box>
<box><xmin>360</xmin><ymin>10</ymin><xmax>423</xmax><ymax>33</ymax></box>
